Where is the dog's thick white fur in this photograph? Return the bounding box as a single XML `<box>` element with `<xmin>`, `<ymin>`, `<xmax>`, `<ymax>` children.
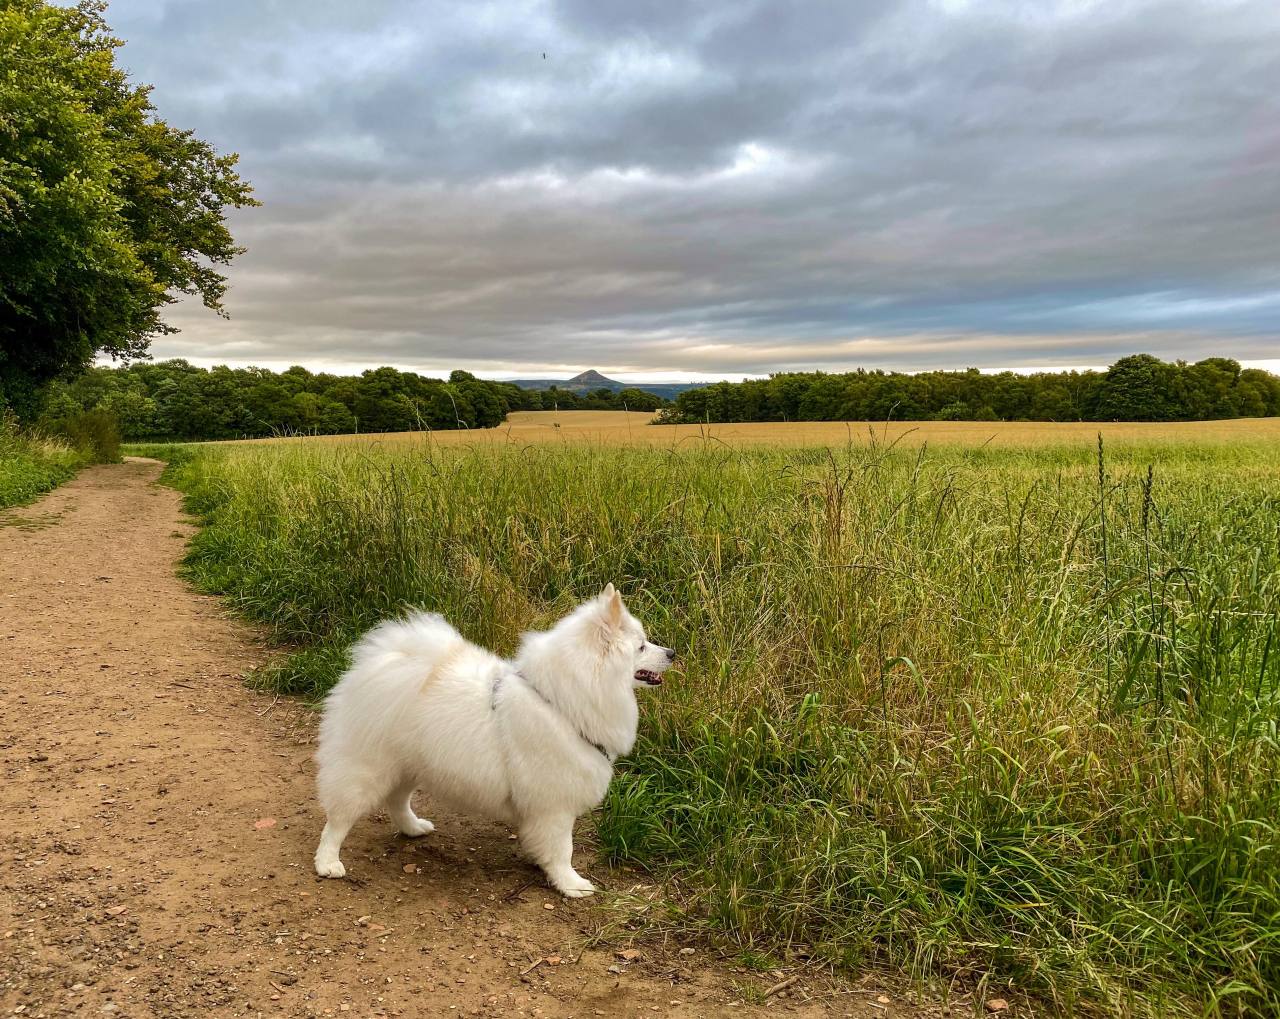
<box><xmin>313</xmin><ymin>584</ymin><xmax>674</xmax><ymax>897</ymax></box>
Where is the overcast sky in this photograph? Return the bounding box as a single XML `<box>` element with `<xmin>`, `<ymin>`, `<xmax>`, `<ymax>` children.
<box><xmin>110</xmin><ymin>0</ymin><xmax>1279</xmax><ymax>380</ymax></box>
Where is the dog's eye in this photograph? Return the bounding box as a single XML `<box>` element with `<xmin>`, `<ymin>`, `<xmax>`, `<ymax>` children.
<box><xmin>638</xmin><ymin>642</ymin><xmax>645</xmax><ymax>651</ymax></box>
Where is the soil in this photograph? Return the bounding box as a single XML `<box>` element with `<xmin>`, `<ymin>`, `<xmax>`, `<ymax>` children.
<box><xmin>0</xmin><ymin>459</ymin><xmax>949</xmax><ymax>1019</ymax></box>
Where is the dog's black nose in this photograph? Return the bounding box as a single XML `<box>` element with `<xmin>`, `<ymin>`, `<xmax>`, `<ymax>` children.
<box><xmin>665</xmin><ymin>646</ymin><xmax>677</xmax><ymax>661</ymax></box>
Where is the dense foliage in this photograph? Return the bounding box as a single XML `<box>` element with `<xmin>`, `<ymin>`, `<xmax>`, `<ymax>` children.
<box><xmin>38</xmin><ymin>360</ymin><xmax>667</xmax><ymax>440</ymax></box>
<box><xmin>661</xmin><ymin>354</ymin><xmax>1280</xmax><ymax>424</ymax></box>
<box><xmin>148</xmin><ymin>433</ymin><xmax>1280</xmax><ymax>1016</ymax></box>
<box><xmin>0</xmin><ymin>0</ymin><xmax>255</xmax><ymax>418</ymax></box>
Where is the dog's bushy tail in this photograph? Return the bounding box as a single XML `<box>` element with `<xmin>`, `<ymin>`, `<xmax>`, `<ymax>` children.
<box><xmin>348</xmin><ymin>611</ymin><xmax>466</xmax><ymax>676</ymax></box>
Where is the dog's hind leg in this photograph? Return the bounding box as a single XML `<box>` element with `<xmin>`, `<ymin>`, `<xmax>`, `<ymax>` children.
<box><xmin>385</xmin><ymin>781</ymin><xmax>435</xmax><ymax>838</ymax></box>
<box><xmin>314</xmin><ymin>766</ymin><xmax>383</xmax><ymax>878</ymax></box>
<box><xmin>519</xmin><ymin>812</ymin><xmax>595</xmax><ymax>898</ymax></box>
<box><xmin>314</xmin><ymin>816</ymin><xmax>356</xmax><ymax>879</ymax></box>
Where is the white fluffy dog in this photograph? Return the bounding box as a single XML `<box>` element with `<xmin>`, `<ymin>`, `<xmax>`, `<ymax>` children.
<box><xmin>313</xmin><ymin>584</ymin><xmax>675</xmax><ymax>897</ymax></box>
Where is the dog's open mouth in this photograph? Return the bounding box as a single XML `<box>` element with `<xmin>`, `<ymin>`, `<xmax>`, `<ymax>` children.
<box><xmin>634</xmin><ymin>669</ymin><xmax>663</xmax><ymax>686</ymax></box>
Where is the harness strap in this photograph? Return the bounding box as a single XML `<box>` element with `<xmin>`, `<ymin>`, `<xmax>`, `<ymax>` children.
<box><xmin>491</xmin><ymin>670</ymin><xmax>615</xmax><ymax>763</ymax></box>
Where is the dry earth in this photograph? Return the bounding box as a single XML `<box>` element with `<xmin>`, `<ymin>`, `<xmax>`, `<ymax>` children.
<box><xmin>0</xmin><ymin>460</ymin><xmax>951</xmax><ymax>1019</ymax></box>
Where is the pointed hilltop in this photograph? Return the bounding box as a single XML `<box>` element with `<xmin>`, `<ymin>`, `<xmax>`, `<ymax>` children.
<box><xmin>504</xmin><ymin>369</ymin><xmax>707</xmax><ymax>401</ymax></box>
<box><xmin>565</xmin><ymin>369</ymin><xmax>617</xmax><ymax>389</ymax></box>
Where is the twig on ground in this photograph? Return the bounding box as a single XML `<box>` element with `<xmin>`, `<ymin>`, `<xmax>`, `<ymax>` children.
<box><xmin>764</xmin><ymin>975</ymin><xmax>799</xmax><ymax>998</ymax></box>
<box><xmin>502</xmin><ymin>879</ymin><xmax>535</xmax><ymax>902</ymax></box>
<box><xmin>256</xmin><ymin>693</ymin><xmax>281</xmax><ymax>717</ymax></box>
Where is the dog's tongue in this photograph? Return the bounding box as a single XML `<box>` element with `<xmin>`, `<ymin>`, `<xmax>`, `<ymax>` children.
<box><xmin>635</xmin><ymin>669</ymin><xmax>662</xmax><ymax>686</ymax></box>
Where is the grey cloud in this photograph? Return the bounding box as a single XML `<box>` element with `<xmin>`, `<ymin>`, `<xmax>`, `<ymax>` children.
<box><xmin>106</xmin><ymin>0</ymin><xmax>1280</xmax><ymax>375</ymax></box>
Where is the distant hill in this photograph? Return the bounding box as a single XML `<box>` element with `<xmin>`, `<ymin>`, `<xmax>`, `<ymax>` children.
<box><xmin>505</xmin><ymin>369</ymin><xmax>706</xmax><ymax>401</ymax></box>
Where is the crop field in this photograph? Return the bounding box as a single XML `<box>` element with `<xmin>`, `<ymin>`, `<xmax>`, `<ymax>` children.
<box><xmin>138</xmin><ymin>413</ymin><xmax>1280</xmax><ymax>1017</ymax></box>
<box><xmin>237</xmin><ymin>409</ymin><xmax>1280</xmax><ymax>449</ymax></box>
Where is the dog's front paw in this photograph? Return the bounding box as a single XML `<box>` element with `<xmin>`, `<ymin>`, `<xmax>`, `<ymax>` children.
<box><xmin>553</xmin><ymin>872</ymin><xmax>597</xmax><ymax>898</ymax></box>
<box><xmin>314</xmin><ymin>856</ymin><xmax>346</xmax><ymax>879</ymax></box>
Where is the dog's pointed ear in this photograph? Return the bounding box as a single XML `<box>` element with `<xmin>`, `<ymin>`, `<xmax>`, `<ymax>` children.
<box><xmin>598</xmin><ymin>584</ymin><xmax>623</xmax><ymax>630</ymax></box>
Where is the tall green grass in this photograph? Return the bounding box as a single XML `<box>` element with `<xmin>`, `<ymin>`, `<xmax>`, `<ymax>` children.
<box><xmin>0</xmin><ymin>410</ymin><xmax>88</xmax><ymax>509</ymax></box>
<box><xmin>142</xmin><ymin>434</ymin><xmax>1280</xmax><ymax>1016</ymax></box>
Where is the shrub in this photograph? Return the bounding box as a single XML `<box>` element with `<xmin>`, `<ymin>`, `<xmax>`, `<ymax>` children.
<box><xmin>58</xmin><ymin>408</ymin><xmax>121</xmax><ymax>463</ymax></box>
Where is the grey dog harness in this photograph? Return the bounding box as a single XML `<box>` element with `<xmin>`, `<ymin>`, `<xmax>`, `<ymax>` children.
<box><xmin>491</xmin><ymin>670</ymin><xmax>615</xmax><ymax>763</ymax></box>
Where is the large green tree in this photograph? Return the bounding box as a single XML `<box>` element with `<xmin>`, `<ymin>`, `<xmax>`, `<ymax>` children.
<box><xmin>0</xmin><ymin>0</ymin><xmax>256</xmax><ymax>417</ymax></box>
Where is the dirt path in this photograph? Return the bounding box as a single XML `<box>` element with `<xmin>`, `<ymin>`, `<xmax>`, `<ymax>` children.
<box><xmin>0</xmin><ymin>460</ymin><xmax>935</xmax><ymax>1019</ymax></box>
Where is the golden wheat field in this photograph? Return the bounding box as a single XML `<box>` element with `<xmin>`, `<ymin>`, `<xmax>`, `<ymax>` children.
<box><xmin>239</xmin><ymin>409</ymin><xmax>1280</xmax><ymax>448</ymax></box>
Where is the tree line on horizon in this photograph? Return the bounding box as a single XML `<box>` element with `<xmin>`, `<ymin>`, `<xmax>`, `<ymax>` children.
<box><xmin>657</xmin><ymin>354</ymin><xmax>1280</xmax><ymax>425</ymax></box>
<box><xmin>35</xmin><ymin>361</ymin><xmax>669</xmax><ymax>441</ymax></box>
<box><xmin>35</xmin><ymin>353</ymin><xmax>1279</xmax><ymax>443</ymax></box>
